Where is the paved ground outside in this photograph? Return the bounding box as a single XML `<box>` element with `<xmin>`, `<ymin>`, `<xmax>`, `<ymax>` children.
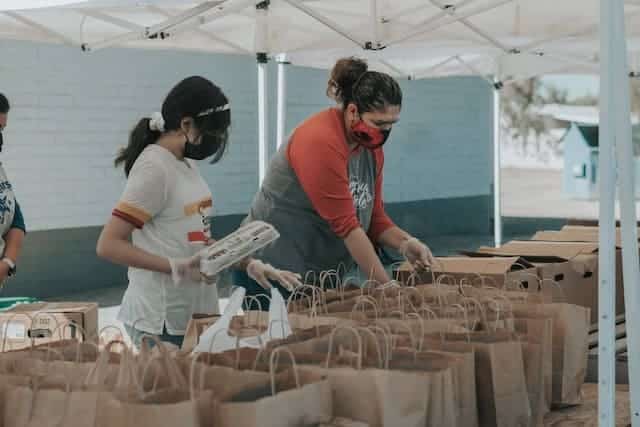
<box><xmin>502</xmin><ymin>168</ymin><xmax>640</xmax><ymax>219</ymax></box>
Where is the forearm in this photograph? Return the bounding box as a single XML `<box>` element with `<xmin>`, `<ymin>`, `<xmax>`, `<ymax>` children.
<box><xmin>376</xmin><ymin>226</ymin><xmax>412</xmax><ymax>251</ymax></box>
<box><xmin>97</xmin><ymin>237</ymin><xmax>171</xmax><ymax>274</ymax></box>
<box><xmin>344</xmin><ymin>227</ymin><xmax>390</xmax><ymax>284</ymax></box>
<box><xmin>3</xmin><ymin>228</ymin><xmax>25</xmax><ymax>262</ymax></box>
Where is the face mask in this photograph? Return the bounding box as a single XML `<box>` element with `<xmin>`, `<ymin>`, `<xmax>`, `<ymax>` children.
<box><xmin>183</xmin><ymin>132</ymin><xmax>222</xmax><ymax>160</ymax></box>
<box><xmin>0</xmin><ymin>132</ymin><xmax>3</xmax><ymax>153</ymax></box>
<box><xmin>350</xmin><ymin>120</ymin><xmax>391</xmax><ymax>150</ymax></box>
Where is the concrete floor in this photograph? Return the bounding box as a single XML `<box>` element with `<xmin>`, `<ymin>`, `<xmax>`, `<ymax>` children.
<box><xmin>502</xmin><ymin>168</ymin><xmax>640</xmax><ymax>219</ymax></box>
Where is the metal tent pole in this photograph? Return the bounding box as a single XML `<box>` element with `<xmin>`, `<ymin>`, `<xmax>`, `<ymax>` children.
<box><xmin>276</xmin><ymin>53</ymin><xmax>289</xmax><ymax>149</ymax></box>
<box><xmin>597</xmin><ymin>0</ymin><xmax>618</xmax><ymax>424</ymax></box>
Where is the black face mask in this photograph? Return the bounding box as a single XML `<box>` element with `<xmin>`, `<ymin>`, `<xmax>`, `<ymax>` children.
<box><xmin>183</xmin><ymin>133</ymin><xmax>222</xmax><ymax>161</ymax></box>
<box><xmin>0</xmin><ymin>131</ymin><xmax>4</xmax><ymax>153</ymax></box>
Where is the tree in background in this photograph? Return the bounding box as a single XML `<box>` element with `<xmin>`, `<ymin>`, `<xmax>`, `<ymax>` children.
<box><xmin>501</xmin><ymin>76</ymin><xmax>640</xmax><ymax>159</ymax></box>
<box><xmin>500</xmin><ymin>78</ymin><xmax>554</xmax><ymax>156</ymax></box>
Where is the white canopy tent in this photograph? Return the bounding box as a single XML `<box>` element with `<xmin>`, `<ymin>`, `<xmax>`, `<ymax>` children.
<box><xmin>0</xmin><ymin>1</ymin><xmax>639</xmax><ymax>424</ymax></box>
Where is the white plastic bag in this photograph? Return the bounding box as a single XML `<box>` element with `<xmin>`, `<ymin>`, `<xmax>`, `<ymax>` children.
<box><xmin>194</xmin><ymin>287</ymin><xmax>291</xmax><ymax>353</ymax></box>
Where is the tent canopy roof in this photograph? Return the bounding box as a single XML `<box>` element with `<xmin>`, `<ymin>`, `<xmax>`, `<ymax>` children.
<box><xmin>1</xmin><ymin>0</ymin><xmax>640</xmax><ymax>80</ymax></box>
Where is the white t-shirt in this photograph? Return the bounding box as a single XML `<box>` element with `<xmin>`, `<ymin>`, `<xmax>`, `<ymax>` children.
<box><xmin>0</xmin><ymin>163</ymin><xmax>16</xmax><ymax>255</ymax></box>
<box><xmin>114</xmin><ymin>144</ymin><xmax>219</xmax><ymax>335</ymax></box>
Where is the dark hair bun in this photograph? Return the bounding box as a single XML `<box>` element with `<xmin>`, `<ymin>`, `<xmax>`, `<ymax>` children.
<box><xmin>326</xmin><ymin>57</ymin><xmax>368</xmax><ymax>105</ymax></box>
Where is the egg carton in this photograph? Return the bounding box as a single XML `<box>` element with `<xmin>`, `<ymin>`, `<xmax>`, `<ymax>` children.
<box><xmin>199</xmin><ymin>221</ymin><xmax>279</xmax><ymax>277</ymax></box>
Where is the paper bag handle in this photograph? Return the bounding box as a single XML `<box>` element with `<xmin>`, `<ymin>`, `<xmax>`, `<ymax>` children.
<box><xmin>356</xmin><ymin>327</ymin><xmax>386</xmax><ymax>369</ymax></box>
<box><xmin>139</xmin><ymin>335</ymin><xmax>188</xmax><ymax>392</ymax></box>
<box><xmin>435</xmin><ymin>274</ymin><xmax>457</xmax><ymax>287</ymax></box>
<box><xmin>351</xmin><ymin>297</ymin><xmax>379</xmax><ymax>321</ymax></box>
<box><xmin>84</xmin><ymin>339</ymin><xmax>128</xmax><ymax>388</ymax></box>
<box><xmin>325</xmin><ymin>326</ymin><xmax>363</xmax><ymax>370</ymax></box>
<box><xmin>269</xmin><ymin>346</ymin><xmax>300</xmax><ymax>396</ymax></box>
<box><xmin>405</xmin><ymin>313</ymin><xmax>425</xmax><ymax>351</ymax></box>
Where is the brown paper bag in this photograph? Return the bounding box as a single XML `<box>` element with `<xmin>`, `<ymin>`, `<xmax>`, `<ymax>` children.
<box><xmin>3</xmin><ymin>344</ymin><xmax>118</xmax><ymax>427</ymax></box>
<box><xmin>96</xmin><ymin>340</ymin><xmax>214</xmax><ymax>427</ymax></box>
<box><xmin>95</xmin><ymin>388</ymin><xmax>212</xmax><ymax>427</ymax></box>
<box><xmin>434</xmin><ymin>332</ymin><xmax>532</xmax><ymax>427</ymax></box>
<box><xmin>284</xmin><ymin>326</ymin><xmax>458</xmax><ymax>427</ymax></box>
<box><xmin>319</xmin><ymin>417</ymin><xmax>370</xmax><ymax>427</ymax></box>
<box><xmin>363</xmin><ymin>348</ymin><xmax>464</xmax><ymax>427</ymax></box>
<box><xmin>513</xmin><ymin>318</ymin><xmax>553</xmax><ymax>426</ymax></box>
<box><xmin>5</xmin><ymin>384</ymin><xmax>105</xmax><ymax>427</ymax></box>
<box><xmin>392</xmin><ymin>337</ymin><xmax>478</xmax><ymax>427</ymax></box>
<box><xmin>184</xmin><ymin>350</ymin><xmax>281</xmax><ymax>401</ymax></box>
<box><xmin>511</xmin><ymin>303</ymin><xmax>589</xmax><ymax>406</ymax></box>
<box><xmin>214</xmin><ymin>347</ymin><xmax>333</xmax><ymax>427</ymax></box>
<box><xmin>520</xmin><ymin>341</ymin><xmax>544</xmax><ymax>427</ymax></box>
<box><xmin>0</xmin><ymin>374</ymin><xmax>33</xmax><ymax>423</ymax></box>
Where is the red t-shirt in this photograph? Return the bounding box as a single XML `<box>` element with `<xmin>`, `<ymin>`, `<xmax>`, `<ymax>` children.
<box><xmin>286</xmin><ymin>108</ymin><xmax>395</xmax><ymax>241</ymax></box>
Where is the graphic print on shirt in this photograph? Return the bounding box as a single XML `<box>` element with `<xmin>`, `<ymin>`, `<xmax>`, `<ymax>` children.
<box><xmin>184</xmin><ymin>197</ymin><xmax>213</xmax><ymax>245</ymax></box>
<box><xmin>349</xmin><ymin>180</ymin><xmax>373</xmax><ymax>211</ymax></box>
<box><xmin>0</xmin><ymin>180</ymin><xmax>14</xmax><ymax>226</ymax></box>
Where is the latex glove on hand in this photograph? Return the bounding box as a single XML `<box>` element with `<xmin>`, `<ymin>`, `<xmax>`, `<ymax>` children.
<box><xmin>400</xmin><ymin>237</ymin><xmax>435</xmax><ymax>270</ymax></box>
<box><xmin>246</xmin><ymin>259</ymin><xmax>302</xmax><ymax>291</ymax></box>
<box><xmin>168</xmin><ymin>253</ymin><xmax>216</xmax><ymax>286</ymax></box>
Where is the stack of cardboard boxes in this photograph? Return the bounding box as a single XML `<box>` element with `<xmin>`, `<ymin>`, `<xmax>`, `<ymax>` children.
<box><xmin>398</xmin><ymin>225</ymin><xmax>630</xmax><ymax>323</ymax></box>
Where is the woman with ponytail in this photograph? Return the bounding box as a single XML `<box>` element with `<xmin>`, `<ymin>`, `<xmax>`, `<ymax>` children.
<box><xmin>237</xmin><ymin>57</ymin><xmax>435</xmax><ymax>310</ymax></box>
<box><xmin>97</xmin><ymin>76</ymin><xmax>300</xmax><ymax>348</ymax></box>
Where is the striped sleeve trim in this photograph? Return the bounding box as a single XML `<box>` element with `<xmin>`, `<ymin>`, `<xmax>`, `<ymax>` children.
<box><xmin>113</xmin><ymin>202</ymin><xmax>151</xmax><ymax>229</ymax></box>
<box><xmin>113</xmin><ymin>210</ymin><xmax>144</xmax><ymax>229</ymax></box>
<box><xmin>184</xmin><ymin>197</ymin><xmax>213</xmax><ymax>216</ymax></box>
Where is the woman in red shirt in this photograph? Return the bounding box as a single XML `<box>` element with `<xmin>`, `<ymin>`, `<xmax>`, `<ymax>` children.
<box><xmin>237</xmin><ymin>57</ymin><xmax>434</xmax><ymax>308</ymax></box>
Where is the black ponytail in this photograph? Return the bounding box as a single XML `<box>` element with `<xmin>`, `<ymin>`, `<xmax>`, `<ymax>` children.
<box><xmin>115</xmin><ymin>118</ymin><xmax>161</xmax><ymax>177</ymax></box>
<box><xmin>115</xmin><ymin>75</ymin><xmax>230</xmax><ymax>176</ymax></box>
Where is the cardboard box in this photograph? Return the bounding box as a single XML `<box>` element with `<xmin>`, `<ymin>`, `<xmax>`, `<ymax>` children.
<box><xmin>531</xmin><ymin>228</ymin><xmax>632</xmax><ymax>323</ymax></box>
<box><xmin>0</xmin><ymin>302</ymin><xmax>98</xmax><ymax>351</ymax></box>
<box><xmin>533</xmin><ymin>226</ymin><xmax>640</xmax><ymax>246</ymax></box>
<box><xmin>567</xmin><ymin>219</ymin><xmax>640</xmax><ymax>227</ymax></box>
<box><xmin>462</xmin><ymin>241</ymin><xmax>615</xmax><ymax>322</ymax></box>
<box><xmin>396</xmin><ymin>256</ymin><xmax>539</xmax><ymax>289</ymax></box>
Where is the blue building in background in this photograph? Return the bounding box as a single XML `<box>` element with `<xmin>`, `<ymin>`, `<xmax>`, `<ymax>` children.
<box><xmin>560</xmin><ymin>119</ymin><xmax>640</xmax><ymax>199</ymax></box>
<box><xmin>562</xmin><ymin>122</ymin><xmax>600</xmax><ymax>199</ymax></box>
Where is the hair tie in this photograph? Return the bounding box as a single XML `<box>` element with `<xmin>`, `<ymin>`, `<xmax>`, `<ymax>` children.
<box><xmin>149</xmin><ymin>112</ymin><xmax>165</xmax><ymax>132</ymax></box>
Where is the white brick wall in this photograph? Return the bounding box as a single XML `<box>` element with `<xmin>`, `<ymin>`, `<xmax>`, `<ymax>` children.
<box><xmin>1</xmin><ymin>41</ymin><xmax>263</xmax><ymax>231</ymax></box>
<box><xmin>0</xmin><ymin>40</ymin><xmax>492</xmax><ymax>232</ymax></box>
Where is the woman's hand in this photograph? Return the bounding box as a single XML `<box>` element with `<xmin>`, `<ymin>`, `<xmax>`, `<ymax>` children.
<box><xmin>169</xmin><ymin>253</ymin><xmax>216</xmax><ymax>286</ymax></box>
<box><xmin>246</xmin><ymin>259</ymin><xmax>302</xmax><ymax>291</ymax></box>
<box><xmin>400</xmin><ymin>237</ymin><xmax>435</xmax><ymax>270</ymax></box>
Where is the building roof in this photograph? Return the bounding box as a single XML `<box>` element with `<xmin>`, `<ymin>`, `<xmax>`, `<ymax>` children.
<box><xmin>536</xmin><ymin>104</ymin><xmax>640</xmax><ymax>125</ymax></box>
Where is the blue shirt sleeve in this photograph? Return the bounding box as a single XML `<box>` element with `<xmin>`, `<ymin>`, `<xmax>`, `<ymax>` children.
<box><xmin>10</xmin><ymin>200</ymin><xmax>26</xmax><ymax>234</ymax></box>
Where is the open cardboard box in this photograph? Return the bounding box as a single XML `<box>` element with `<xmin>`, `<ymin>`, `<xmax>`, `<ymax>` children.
<box><xmin>395</xmin><ymin>256</ymin><xmax>539</xmax><ymax>289</ymax></box>
<box><xmin>0</xmin><ymin>302</ymin><xmax>98</xmax><ymax>352</ymax></box>
<box><xmin>462</xmin><ymin>240</ymin><xmax>623</xmax><ymax>322</ymax></box>
<box><xmin>533</xmin><ymin>225</ymin><xmax>640</xmax><ymax>246</ymax></box>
